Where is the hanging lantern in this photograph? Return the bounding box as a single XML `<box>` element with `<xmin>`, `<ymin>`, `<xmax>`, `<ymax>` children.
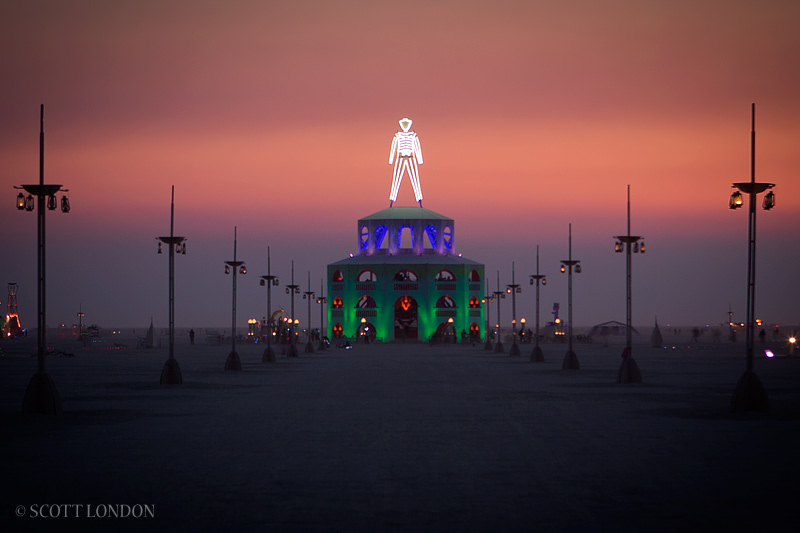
<box><xmin>560</xmin><ymin>265</ymin><xmax>566</xmax><ymax>273</ymax></box>
<box><xmin>633</xmin><ymin>242</ymin><xmax>640</xmax><ymax>253</ymax></box>
<box><xmin>47</xmin><ymin>194</ymin><xmax>57</xmax><ymax>210</ymax></box>
<box><xmin>574</xmin><ymin>264</ymin><xmax>582</xmax><ymax>273</ymax></box>
<box><xmin>239</xmin><ymin>265</ymin><xmax>246</xmax><ymax>274</ymax></box>
<box><xmin>225</xmin><ymin>265</ymin><xmax>231</xmax><ymax>274</ymax></box>
<box><xmin>260</xmin><ymin>279</ymin><xmax>266</xmax><ymax>286</ymax></box>
<box><xmin>542</xmin><ymin>278</ymin><xmax>546</xmax><ymax>286</ymax></box>
<box><xmin>181</xmin><ymin>243</ymin><xmax>186</xmax><ymax>255</ymax></box>
<box><xmin>762</xmin><ymin>190</ymin><xmax>775</xmax><ymax>210</ymax></box>
<box><xmin>615</xmin><ymin>241</ymin><xmax>623</xmax><ymax>253</ymax></box>
<box><xmin>729</xmin><ymin>190</ymin><xmax>743</xmax><ymax>209</ymax></box>
<box><xmin>157</xmin><ymin>242</ymin><xmax>163</xmax><ymax>254</ymax></box>
<box><xmin>25</xmin><ymin>194</ymin><xmax>35</xmax><ymax>211</ymax></box>
<box><xmin>640</xmin><ymin>241</ymin><xmax>646</xmax><ymax>253</ymax></box>
<box><xmin>17</xmin><ymin>192</ymin><xmax>26</xmax><ymax>210</ymax></box>
<box><xmin>60</xmin><ymin>195</ymin><xmax>70</xmax><ymax>213</ymax></box>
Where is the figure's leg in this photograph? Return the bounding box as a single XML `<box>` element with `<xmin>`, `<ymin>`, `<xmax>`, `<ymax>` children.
<box><xmin>409</xmin><ymin>159</ymin><xmax>423</xmax><ymax>205</ymax></box>
<box><xmin>389</xmin><ymin>158</ymin><xmax>403</xmax><ymax>206</ymax></box>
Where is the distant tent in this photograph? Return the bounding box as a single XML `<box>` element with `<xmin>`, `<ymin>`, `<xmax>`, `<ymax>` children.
<box><xmin>587</xmin><ymin>320</ymin><xmax>640</xmax><ymax>338</ymax></box>
<box><xmin>651</xmin><ymin>317</ymin><xmax>663</xmax><ymax>348</ymax></box>
<box><xmin>145</xmin><ymin>318</ymin><xmax>155</xmax><ymax>349</ymax></box>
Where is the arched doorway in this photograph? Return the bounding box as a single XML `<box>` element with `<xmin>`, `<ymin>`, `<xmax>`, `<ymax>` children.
<box><xmin>357</xmin><ymin>320</ymin><xmax>376</xmax><ymax>343</ymax></box>
<box><xmin>469</xmin><ymin>322</ymin><xmax>481</xmax><ymax>342</ymax></box>
<box><xmin>394</xmin><ymin>295</ymin><xmax>418</xmax><ymax>340</ymax></box>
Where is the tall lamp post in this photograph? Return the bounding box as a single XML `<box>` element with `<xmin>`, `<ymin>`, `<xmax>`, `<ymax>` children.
<box><xmin>506</xmin><ymin>262</ymin><xmax>522</xmax><ymax>356</ymax></box>
<box><xmin>316</xmin><ymin>278</ymin><xmax>327</xmax><ymax>351</ymax></box>
<box><xmin>285</xmin><ymin>260</ymin><xmax>300</xmax><ymax>357</ymax></box>
<box><xmin>483</xmin><ymin>280</ymin><xmax>494</xmax><ymax>350</ymax></box>
<box><xmin>560</xmin><ymin>223</ymin><xmax>581</xmax><ymax>370</ymax></box>
<box><xmin>259</xmin><ymin>246</ymin><xmax>279</xmax><ymax>362</ymax></box>
<box><xmin>729</xmin><ymin>103</ymin><xmax>775</xmax><ymax>413</ymax></box>
<box><xmin>492</xmin><ymin>271</ymin><xmax>506</xmax><ymax>353</ymax></box>
<box><xmin>17</xmin><ymin>104</ymin><xmax>70</xmax><ymax>413</ymax></box>
<box><xmin>529</xmin><ymin>245</ymin><xmax>547</xmax><ymax>362</ymax></box>
<box><xmin>613</xmin><ymin>185</ymin><xmax>644</xmax><ymax>383</ymax></box>
<box><xmin>303</xmin><ymin>271</ymin><xmax>315</xmax><ymax>353</ymax></box>
<box><xmin>223</xmin><ymin>227</ymin><xmax>246</xmax><ymax>371</ymax></box>
<box><xmin>156</xmin><ymin>186</ymin><xmax>186</xmax><ymax>385</ymax></box>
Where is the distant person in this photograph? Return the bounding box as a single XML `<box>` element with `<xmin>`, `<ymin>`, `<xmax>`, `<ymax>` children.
<box><xmin>189</xmin><ymin>329</ymin><xmax>195</xmax><ymax>345</ymax></box>
<box><xmin>759</xmin><ymin>328</ymin><xmax>766</xmax><ymax>344</ymax></box>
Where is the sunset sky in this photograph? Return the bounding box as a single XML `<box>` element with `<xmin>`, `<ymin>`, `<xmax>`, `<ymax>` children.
<box><xmin>2</xmin><ymin>0</ymin><xmax>799</xmax><ymax>333</ymax></box>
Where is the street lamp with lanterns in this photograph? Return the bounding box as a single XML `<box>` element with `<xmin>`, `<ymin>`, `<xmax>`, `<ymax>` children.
<box><xmin>729</xmin><ymin>103</ymin><xmax>775</xmax><ymax>413</ymax></box>
<box><xmin>529</xmin><ymin>245</ymin><xmax>547</xmax><ymax>362</ymax></box>
<box><xmin>613</xmin><ymin>185</ymin><xmax>644</xmax><ymax>383</ymax></box>
<box><xmin>506</xmin><ymin>262</ymin><xmax>522</xmax><ymax>356</ymax></box>
<box><xmin>492</xmin><ymin>271</ymin><xmax>506</xmax><ymax>353</ymax></box>
<box><xmin>156</xmin><ymin>186</ymin><xmax>187</xmax><ymax>385</ymax></box>
<box><xmin>223</xmin><ymin>227</ymin><xmax>246</xmax><ymax>371</ymax></box>
<box><xmin>285</xmin><ymin>260</ymin><xmax>301</xmax><ymax>357</ymax></box>
<box><xmin>302</xmin><ymin>271</ymin><xmax>315</xmax><ymax>354</ymax></box>
<box><xmin>560</xmin><ymin>223</ymin><xmax>581</xmax><ymax>370</ymax></box>
<box><xmin>316</xmin><ymin>279</ymin><xmax>327</xmax><ymax>351</ymax></box>
<box><xmin>259</xmin><ymin>246</ymin><xmax>279</xmax><ymax>362</ymax></box>
<box><xmin>483</xmin><ymin>280</ymin><xmax>494</xmax><ymax>350</ymax></box>
<box><xmin>16</xmin><ymin>105</ymin><xmax>71</xmax><ymax>413</ymax></box>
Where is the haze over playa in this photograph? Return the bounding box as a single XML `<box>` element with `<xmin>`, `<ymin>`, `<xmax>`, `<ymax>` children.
<box><xmin>2</xmin><ymin>1</ymin><xmax>800</xmax><ymax>331</ymax></box>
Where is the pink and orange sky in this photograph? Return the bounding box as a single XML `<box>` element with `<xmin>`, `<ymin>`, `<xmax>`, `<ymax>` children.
<box><xmin>2</xmin><ymin>0</ymin><xmax>799</xmax><ymax>331</ymax></box>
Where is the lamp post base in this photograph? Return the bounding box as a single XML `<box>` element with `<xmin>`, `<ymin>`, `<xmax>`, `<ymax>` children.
<box><xmin>562</xmin><ymin>350</ymin><xmax>580</xmax><ymax>370</ymax></box>
<box><xmin>287</xmin><ymin>343</ymin><xmax>299</xmax><ymax>358</ymax></box>
<box><xmin>160</xmin><ymin>358</ymin><xmax>183</xmax><ymax>385</ymax></box>
<box><xmin>617</xmin><ymin>355</ymin><xmax>642</xmax><ymax>383</ymax></box>
<box><xmin>225</xmin><ymin>351</ymin><xmax>242</xmax><ymax>371</ymax></box>
<box><xmin>731</xmin><ymin>370</ymin><xmax>769</xmax><ymax>413</ymax></box>
<box><xmin>494</xmin><ymin>340</ymin><xmax>504</xmax><ymax>353</ymax></box>
<box><xmin>262</xmin><ymin>345</ymin><xmax>276</xmax><ymax>362</ymax></box>
<box><xmin>509</xmin><ymin>341</ymin><xmax>521</xmax><ymax>356</ymax></box>
<box><xmin>22</xmin><ymin>371</ymin><xmax>63</xmax><ymax>414</ymax></box>
<box><xmin>484</xmin><ymin>338</ymin><xmax>492</xmax><ymax>350</ymax></box>
<box><xmin>305</xmin><ymin>341</ymin><xmax>315</xmax><ymax>354</ymax></box>
<box><xmin>530</xmin><ymin>345</ymin><xmax>545</xmax><ymax>363</ymax></box>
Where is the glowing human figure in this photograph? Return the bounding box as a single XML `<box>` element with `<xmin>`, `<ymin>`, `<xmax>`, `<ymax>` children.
<box><xmin>389</xmin><ymin>118</ymin><xmax>424</xmax><ymax>207</ymax></box>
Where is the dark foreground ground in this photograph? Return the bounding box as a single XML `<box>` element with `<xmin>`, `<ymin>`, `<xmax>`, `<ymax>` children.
<box><xmin>2</xmin><ymin>335</ymin><xmax>799</xmax><ymax>532</ymax></box>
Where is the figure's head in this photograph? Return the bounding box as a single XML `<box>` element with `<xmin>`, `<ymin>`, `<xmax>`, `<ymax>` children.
<box><xmin>399</xmin><ymin>118</ymin><xmax>412</xmax><ymax>132</ymax></box>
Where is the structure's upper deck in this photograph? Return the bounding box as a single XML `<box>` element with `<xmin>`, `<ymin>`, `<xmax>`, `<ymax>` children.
<box><xmin>356</xmin><ymin>206</ymin><xmax>455</xmax><ymax>256</ymax></box>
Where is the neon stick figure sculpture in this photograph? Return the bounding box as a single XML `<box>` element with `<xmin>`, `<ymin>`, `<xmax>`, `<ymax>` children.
<box><xmin>389</xmin><ymin>117</ymin><xmax>424</xmax><ymax>207</ymax></box>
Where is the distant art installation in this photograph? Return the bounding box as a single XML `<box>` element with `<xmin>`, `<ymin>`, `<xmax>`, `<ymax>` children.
<box><xmin>388</xmin><ymin>118</ymin><xmax>424</xmax><ymax>207</ymax></box>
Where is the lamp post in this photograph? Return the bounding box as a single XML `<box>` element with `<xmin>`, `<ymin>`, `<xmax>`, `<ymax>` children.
<box><xmin>259</xmin><ymin>246</ymin><xmax>279</xmax><ymax>362</ymax></box>
<box><xmin>529</xmin><ymin>245</ymin><xmax>547</xmax><ymax>362</ymax></box>
<box><xmin>77</xmin><ymin>305</ymin><xmax>85</xmax><ymax>345</ymax></box>
<box><xmin>303</xmin><ymin>271</ymin><xmax>315</xmax><ymax>353</ymax></box>
<box><xmin>223</xmin><ymin>227</ymin><xmax>246</xmax><ymax>371</ymax></box>
<box><xmin>613</xmin><ymin>185</ymin><xmax>644</xmax><ymax>383</ymax></box>
<box><xmin>156</xmin><ymin>186</ymin><xmax>186</xmax><ymax>385</ymax></box>
<box><xmin>483</xmin><ymin>280</ymin><xmax>494</xmax><ymax>350</ymax></box>
<box><xmin>285</xmin><ymin>260</ymin><xmax>300</xmax><ymax>357</ymax></box>
<box><xmin>729</xmin><ymin>103</ymin><xmax>774</xmax><ymax>413</ymax></box>
<box><xmin>316</xmin><ymin>278</ymin><xmax>327</xmax><ymax>351</ymax></box>
<box><xmin>506</xmin><ymin>262</ymin><xmax>522</xmax><ymax>356</ymax></box>
<box><xmin>492</xmin><ymin>270</ymin><xmax>506</xmax><ymax>353</ymax></box>
<box><xmin>560</xmin><ymin>223</ymin><xmax>581</xmax><ymax>370</ymax></box>
<box><xmin>17</xmin><ymin>105</ymin><xmax>70</xmax><ymax>413</ymax></box>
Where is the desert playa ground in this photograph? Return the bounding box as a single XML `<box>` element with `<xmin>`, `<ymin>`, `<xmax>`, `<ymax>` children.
<box><xmin>2</xmin><ymin>332</ymin><xmax>799</xmax><ymax>532</ymax></box>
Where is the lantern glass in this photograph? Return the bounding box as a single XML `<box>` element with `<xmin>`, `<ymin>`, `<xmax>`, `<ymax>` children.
<box><xmin>729</xmin><ymin>191</ymin><xmax>743</xmax><ymax>209</ymax></box>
